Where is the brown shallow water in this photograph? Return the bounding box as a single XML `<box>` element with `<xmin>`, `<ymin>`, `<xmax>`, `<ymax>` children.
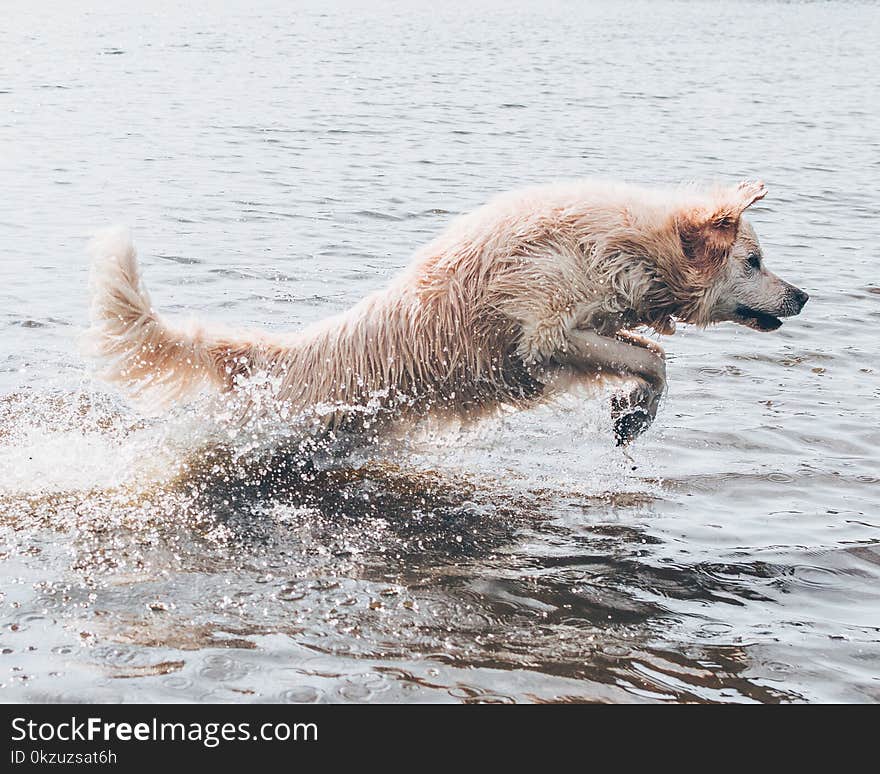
<box><xmin>1</xmin><ymin>0</ymin><xmax>879</xmax><ymax>703</ymax></box>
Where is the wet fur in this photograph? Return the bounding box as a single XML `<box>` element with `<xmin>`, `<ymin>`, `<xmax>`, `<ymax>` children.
<box><xmin>87</xmin><ymin>179</ymin><xmax>807</xmax><ymax>442</ymax></box>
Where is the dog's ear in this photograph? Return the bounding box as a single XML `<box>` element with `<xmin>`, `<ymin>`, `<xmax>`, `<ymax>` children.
<box><xmin>678</xmin><ymin>180</ymin><xmax>767</xmax><ymax>274</ymax></box>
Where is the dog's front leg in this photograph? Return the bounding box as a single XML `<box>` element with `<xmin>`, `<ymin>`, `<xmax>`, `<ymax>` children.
<box><xmin>609</xmin><ymin>331</ymin><xmax>667</xmax><ymax>445</ymax></box>
<box><xmin>557</xmin><ymin>328</ymin><xmax>666</xmax><ymax>445</ymax></box>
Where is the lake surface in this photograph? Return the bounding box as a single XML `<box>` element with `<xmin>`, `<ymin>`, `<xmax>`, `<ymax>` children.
<box><xmin>1</xmin><ymin>0</ymin><xmax>878</xmax><ymax>703</ymax></box>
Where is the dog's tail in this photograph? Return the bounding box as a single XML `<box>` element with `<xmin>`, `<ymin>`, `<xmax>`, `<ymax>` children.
<box><xmin>86</xmin><ymin>227</ymin><xmax>246</xmax><ymax>409</ymax></box>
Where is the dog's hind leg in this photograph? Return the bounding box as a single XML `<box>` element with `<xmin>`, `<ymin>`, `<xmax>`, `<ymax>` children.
<box><xmin>555</xmin><ymin>328</ymin><xmax>666</xmax><ymax>445</ymax></box>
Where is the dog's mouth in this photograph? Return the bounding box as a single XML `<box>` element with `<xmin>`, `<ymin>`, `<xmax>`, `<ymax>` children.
<box><xmin>733</xmin><ymin>304</ymin><xmax>783</xmax><ymax>332</ymax></box>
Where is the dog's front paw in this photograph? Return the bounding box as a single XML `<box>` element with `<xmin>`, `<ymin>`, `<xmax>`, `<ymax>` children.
<box><xmin>611</xmin><ymin>383</ymin><xmax>661</xmax><ymax>446</ymax></box>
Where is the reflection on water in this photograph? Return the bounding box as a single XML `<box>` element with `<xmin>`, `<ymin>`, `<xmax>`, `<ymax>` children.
<box><xmin>2</xmin><ymin>0</ymin><xmax>880</xmax><ymax>703</ymax></box>
<box><xmin>0</xmin><ymin>389</ymin><xmax>856</xmax><ymax>703</ymax></box>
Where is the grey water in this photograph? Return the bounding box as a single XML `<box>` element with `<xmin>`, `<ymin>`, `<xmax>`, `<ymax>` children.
<box><xmin>1</xmin><ymin>0</ymin><xmax>879</xmax><ymax>703</ymax></box>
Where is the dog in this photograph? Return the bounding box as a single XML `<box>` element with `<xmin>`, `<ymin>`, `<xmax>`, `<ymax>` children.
<box><xmin>87</xmin><ymin>179</ymin><xmax>808</xmax><ymax>445</ymax></box>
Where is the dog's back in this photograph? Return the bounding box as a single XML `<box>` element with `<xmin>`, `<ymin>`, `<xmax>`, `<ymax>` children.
<box><xmin>87</xmin><ymin>227</ymin><xmax>548</xmax><ymax>428</ymax></box>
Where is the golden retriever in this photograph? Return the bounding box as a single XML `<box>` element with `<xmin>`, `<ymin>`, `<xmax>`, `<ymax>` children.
<box><xmin>87</xmin><ymin>179</ymin><xmax>808</xmax><ymax>444</ymax></box>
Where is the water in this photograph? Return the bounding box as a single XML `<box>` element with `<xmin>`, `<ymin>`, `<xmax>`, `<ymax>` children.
<box><xmin>1</xmin><ymin>0</ymin><xmax>879</xmax><ymax>703</ymax></box>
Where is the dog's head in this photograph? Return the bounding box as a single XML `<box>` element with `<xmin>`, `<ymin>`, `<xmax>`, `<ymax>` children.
<box><xmin>672</xmin><ymin>181</ymin><xmax>808</xmax><ymax>331</ymax></box>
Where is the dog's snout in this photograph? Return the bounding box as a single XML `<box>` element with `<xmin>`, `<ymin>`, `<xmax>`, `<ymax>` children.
<box><xmin>778</xmin><ymin>281</ymin><xmax>809</xmax><ymax>316</ymax></box>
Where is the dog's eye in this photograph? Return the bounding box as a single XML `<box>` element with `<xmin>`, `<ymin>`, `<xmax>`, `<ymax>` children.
<box><xmin>747</xmin><ymin>253</ymin><xmax>761</xmax><ymax>270</ymax></box>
